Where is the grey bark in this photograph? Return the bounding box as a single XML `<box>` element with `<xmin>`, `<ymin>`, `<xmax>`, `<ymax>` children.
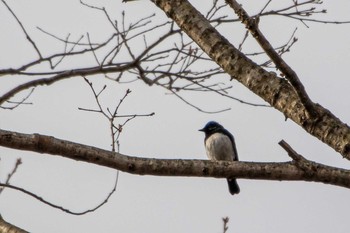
<box><xmin>151</xmin><ymin>0</ymin><xmax>350</xmax><ymax>159</ymax></box>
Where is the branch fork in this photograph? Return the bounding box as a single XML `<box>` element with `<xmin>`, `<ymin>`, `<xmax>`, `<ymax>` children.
<box><xmin>279</xmin><ymin>140</ymin><xmax>318</xmax><ymax>178</ymax></box>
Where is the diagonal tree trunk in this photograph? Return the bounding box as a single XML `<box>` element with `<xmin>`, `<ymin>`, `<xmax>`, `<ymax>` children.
<box><xmin>0</xmin><ymin>215</ymin><xmax>28</xmax><ymax>233</ymax></box>
<box><xmin>151</xmin><ymin>0</ymin><xmax>350</xmax><ymax>159</ymax></box>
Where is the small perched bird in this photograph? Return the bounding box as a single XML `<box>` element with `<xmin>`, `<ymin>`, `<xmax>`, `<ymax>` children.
<box><xmin>199</xmin><ymin>121</ymin><xmax>240</xmax><ymax>195</ymax></box>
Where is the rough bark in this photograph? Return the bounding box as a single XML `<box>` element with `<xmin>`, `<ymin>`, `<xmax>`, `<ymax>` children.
<box><xmin>151</xmin><ymin>0</ymin><xmax>350</xmax><ymax>159</ymax></box>
<box><xmin>0</xmin><ymin>215</ymin><xmax>28</xmax><ymax>233</ymax></box>
<box><xmin>1</xmin><ymin>129</ymin><xmax>350</xmax><ymax>188</ymax></box>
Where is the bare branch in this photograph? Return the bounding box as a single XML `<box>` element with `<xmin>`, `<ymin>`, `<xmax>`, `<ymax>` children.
<box><xmin>1</xmin><ymin>0</ymin><xmax>272</xmax><ymax>112</ymax></box>
<box><xmin>0</xmin><ymin>64</ymin><xmax>135</xmax><ymax>106</ymax></box>
<box><xmin>1</xmin><ymin>129</ymin><xmax>350</xmax><ymax>188</ymax></box>
<box><xmin>167</xmin><ymin>89</ymin><xmax>231</xmax><ymax>114</ymax></box>
<box><xmin>1</xmin><ymin>0</ymin><xmax>42</xmax><ymax>59</ymax></box>
<box><xmin>222</xmin><ymin>217</ymin><xmax>229</xmax><ymax>233</ymax></box>
<box><xmin>37</xmin><ymin>27</ymin><xmax>97</xmax><ymax>46</ymax></box>
<box><xmin>279</xmin><ymin>140</ymin><xmax>306</xmax><ymax>162</ymax></box>
<box><xmin>225</xmin><ymin>0</ymin><xmax>315</xmax><ymax>117</ymax></box>
<box><xmin>279</xmin><ymin>140</ymin><xmax>319</xmax><ymax>177</ymax></box>
<box><xmin>0</xmin><ymin>88</ymin><xmax>34</xmax><ymax>110</ymax></box>
<box><xmin>215</xmin><ymin>0</ymin><xmax>350</xmax><ymax>25</ymax></box>
<box><xmin>0</xmin><ymin>158</ymin><xmax>22</xmax><ymax>194</ymax></box>
<box><xmin>151</xmin><ymin>0</ymin><xmax>350</xmax><ymax>159</ymax></box>
<box><xmin>79</xmin><ymin>80</ymin><xmax>154</xmax><ymax>152</ymax></box>
<box><xmin>0</xmin><ymin>173</ymin><xmax>119</xmax><ymax>215</ymax></box>
<box><xmin>0</xmin><ymin>32</ymin><xmax>117</xmax><ymax>75</ymax></box>
<box><xmin>50</xmin><ymin>35</ymin><xmax>85</xmax><ymax>69</ymax></box>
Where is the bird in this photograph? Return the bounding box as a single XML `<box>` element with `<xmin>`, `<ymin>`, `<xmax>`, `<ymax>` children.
<box><xmin>199</xmin><ymin>121</ymin><xmax>240</xmax><ymax>195</ymax></box>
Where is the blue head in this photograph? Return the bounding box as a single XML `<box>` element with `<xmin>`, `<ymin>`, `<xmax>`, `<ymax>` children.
<box><xmin>199</xmin><ymin>121</ymin><xmax>224</xmax><ymax>134</ymax></box>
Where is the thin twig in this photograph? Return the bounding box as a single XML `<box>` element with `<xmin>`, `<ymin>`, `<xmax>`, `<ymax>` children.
<box><xmin>1</xmin><ymin>88</ymin><xmax>34</xmax><ymax>110</ymax></box>
<box><xmin>0</xmin><ymin>158</ymin><xmax>22</xmax><ymax>194</ymax></box>
<box><xmin>0</xmin><ymin>173</ymin><xmax>119</xmax><ymax>215</ymax></box>
<box><xmin>222</xmin><ymin>217</ymin><xmax>229</xmax><ymax>233</ymax></box>
<box><xmin>80</xmin><ymin>79</ymin><xmax>154</xmax><ymax>151</ymax></box>
<box><xmin>226</xmin><ymin>0</ymin><xmax>316</xmax><ymax>117</ymax></box>
<box><xmin>1</xmin><ymin>0</ymin><xmax>42</xmax><ymax>58</ymax></box>
<box><xmin>168</xmin><ymin>89</ymin><xmax>231</xmax><ymax>114</ymax></box>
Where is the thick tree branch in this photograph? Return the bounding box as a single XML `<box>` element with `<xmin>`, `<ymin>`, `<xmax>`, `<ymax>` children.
<box><xmin>0</xmin><ymin>214</ymin><xmax>28</xmax><ymax>233</ymax></box>
<box><xmin>151</xmin><ymin>0</ymin><xmax>350</xmax><ymax>159</ymax></box>
<box><xmin>225</xmin><ymin>0</ymin><xmax>315</xmax><ymax>116</ymax></box>
<box><xmin>1</xmin><ymin>129</ymin><xmax>350</xmax><ymax>188</ymax></box>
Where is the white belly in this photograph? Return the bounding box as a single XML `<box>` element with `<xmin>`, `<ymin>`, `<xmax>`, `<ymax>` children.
<box><xmin>205</xmin><ymin>133</ymin><xmax>234</xmax><ymax>161</ymax></box>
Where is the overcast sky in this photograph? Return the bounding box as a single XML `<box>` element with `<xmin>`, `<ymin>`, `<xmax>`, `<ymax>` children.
<box><xmin>1</xmin><ymin>1</ymin><xmax>350</xmax><ymax>233</ymax></box>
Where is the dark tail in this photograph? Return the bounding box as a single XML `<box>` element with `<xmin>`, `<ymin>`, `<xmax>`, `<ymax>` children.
<box><xmin>227</xmin><ymin>178</ymin><xmax>240</xmax><ymax>195</ymax></box>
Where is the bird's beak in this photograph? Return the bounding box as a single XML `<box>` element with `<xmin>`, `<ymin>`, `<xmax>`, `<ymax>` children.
<box><xmin>198</xmin><ymin>128</ymin><xmax>205</xmax><ymax>132</ymax></box>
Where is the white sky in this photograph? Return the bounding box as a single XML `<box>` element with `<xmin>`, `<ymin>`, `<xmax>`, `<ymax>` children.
<box><xmin>1</xmin><ymin>0</ymin><xmax>350</xmax><ymax>233</ymax></box>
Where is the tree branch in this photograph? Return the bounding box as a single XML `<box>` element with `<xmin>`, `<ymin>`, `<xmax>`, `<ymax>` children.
<box><xmin>1</xmin><ymin>129</ymin><xmax>350</xmax><ymax>188</ymax></box>
<box><xmin>222</xmin><ymin>217</ymin><xmax>229</xmax><ymax>233</ymax></box>
<box><xmin>0</xmin><ymin>214</ymin><xmax>28</xmax><ymax>233</ymax></box>
<box><xmin>279</xmin><ymin>140</ymin><xmax>319</xmax><ymax>178</ymax></box>
<box><xmin>1</xmin><ymin>0</ymin><xmax>42</xmax><ymax>59</ymax></box>
<box><xmin>0</xmin><ymin>158</ymin><xmax>22</xmax><ymax>194</ymax></box>
<box><xmin>225</xmin><ymin>0</ymin><xmax>315</xmax><ymax>116</ymax></box>
<box><xmin>150</xmin><ymin>0</ymin><xmax>350</xmax><ymax>159</ymax></box>
<box><xmin>0</xmin><ymin>173</ymin><xmax>119</xmax><ymax>215</ymax></box>
<box><xmin>0</xmin><ymin>64</ymin><xmax>135</xmax><ymax>106</ymax></box>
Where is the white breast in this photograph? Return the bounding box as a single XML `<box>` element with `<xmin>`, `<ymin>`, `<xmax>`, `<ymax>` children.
<box><xmin>205</xmin><ymin>133</ymin><xmax>234</xmax><ymax>161</ymax></box>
